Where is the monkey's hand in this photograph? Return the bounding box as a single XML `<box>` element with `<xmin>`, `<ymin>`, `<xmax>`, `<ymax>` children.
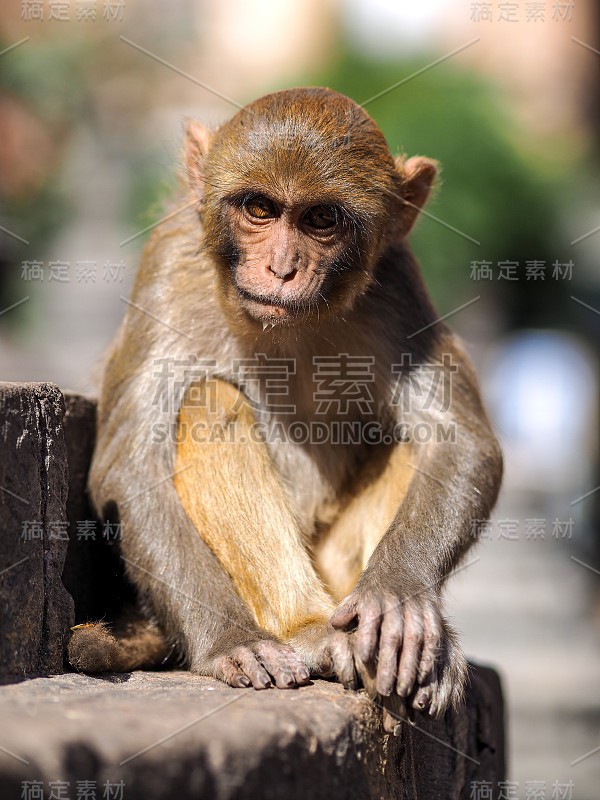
<box><xmin>201</xmin><ymin>633</ymin><xmax>311</xmax><ymax>690</ymax></box>
<box><xmin>329</xmin><ymin>588</ymin><xmax>467</xmax><ymax>722</ymax></box>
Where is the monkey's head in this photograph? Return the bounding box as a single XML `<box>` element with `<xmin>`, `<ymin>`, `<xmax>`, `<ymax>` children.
<box><xmin>185</xmin><ymin>87</ymin><xmax>436</xmax><ymax>329</ymax></box>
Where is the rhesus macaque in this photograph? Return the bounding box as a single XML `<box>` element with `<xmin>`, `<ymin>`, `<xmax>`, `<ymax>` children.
<box><xmin>69</xmin><ymin>87</ymin><xmax>502</xmax><ymax>730</ymax></box>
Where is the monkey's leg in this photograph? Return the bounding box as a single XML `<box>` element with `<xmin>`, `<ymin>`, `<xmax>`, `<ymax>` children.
<box><xmin>285</xmin><ymin>445</ymin><xmax>414</xmax><ymax>698</ymax></box>
<box><xmin>314</xmin><ymin>444</ymin><xmax>416</xmax><ymax>603</ymax></box>
<box><xmin>313</xmin><ymin>441</ymin><xmax>468</xmax><ymax>728</ymax></box>
<box><xmin>174</xmin><ymin>379</ymin><xmax>335</xmax><ymax>687</ymax></box>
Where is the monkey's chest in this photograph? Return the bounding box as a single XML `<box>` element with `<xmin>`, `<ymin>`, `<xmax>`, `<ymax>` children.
<box><xmin>237</xmin><ymin>358</ymin><xmax>397</xmax><ymax>536</ymax></box>
<box><xmin>260</xmin><ymin>408</ymin><xmax>387</xmax><ymax>537</ymax></box>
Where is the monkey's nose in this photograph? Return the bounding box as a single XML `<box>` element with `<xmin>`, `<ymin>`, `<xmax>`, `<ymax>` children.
<box><xmin>268</xmin><ymin>264</ymin><xmax>298</xmax><ymax>282</ymax></box>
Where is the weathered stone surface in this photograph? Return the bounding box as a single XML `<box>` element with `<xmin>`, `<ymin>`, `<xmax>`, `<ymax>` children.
<box><xmin>0</xmin><ymin>667</ymin><xmax>503</xmax><ymax>800</ymax></box>
<box><xmin>0</xmin><ymin>386</ymin><xmax>506</xmax><ymax>796</ymax></box>
<box><xmin>0</xmin><ymin>382</ymin><xmax>74</xmax><ymax>679</ymax></box>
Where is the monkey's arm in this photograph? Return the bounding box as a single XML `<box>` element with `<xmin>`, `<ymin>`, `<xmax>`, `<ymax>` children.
<box><xmin>331</xmin><ymin>336</ymin><xmax>503</xmax><ymax>715</ymax></box>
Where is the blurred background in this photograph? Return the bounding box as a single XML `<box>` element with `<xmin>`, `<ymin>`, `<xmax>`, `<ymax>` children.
<box><xmin>1</xmin><ymin>0</ymin><xmax>599</xmax><ymax>793</ymax></box>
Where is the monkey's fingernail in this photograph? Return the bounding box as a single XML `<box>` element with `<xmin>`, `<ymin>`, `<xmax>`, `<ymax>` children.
<box><xmin>393</xmin><ymin>723</ymin><xmax>401</xmax><ymax>737</ymax></box>
<box><xmin>297</xmin><ymin>667</ymin><xmax>310</xmax><ymax>682</ymax></box>
<box><xmin>415</xmin><ymin>691</ymin><xmax>428</xmax><ymax>708</ymax></box>
<box><xmin>238</xmin><ymin>675</ymin><xmax>251</xmax><ymax>687</ymax></box>
<box><xmin>398</xmin><ymin>682</ymin><xmax>411</xmax><ymax>697</ymax></box>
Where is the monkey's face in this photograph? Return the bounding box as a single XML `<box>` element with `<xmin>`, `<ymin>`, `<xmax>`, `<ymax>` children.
<box><xmin>219</xmin><ymin>191</ymin><xmax>361</xmax><ymax>326</ymax></box>
<box><xmin>187</xmin><ymin>88</ymin><xmax>436</xmax><ymax>329</ymax></box>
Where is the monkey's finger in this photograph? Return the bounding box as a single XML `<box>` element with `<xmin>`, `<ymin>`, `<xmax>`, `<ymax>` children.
<box><xmin>411</xmin><ymin>671</ymin><xmax>434</xmax><ymax>712</ymax></box>
<box><xmin>375</xmin><ymin>603</ymin><xmax>403</xmax><ymax>697</ymax></box>
<box><xmin>396</xmin><ymin>608</ymin><xmax>423</xmax><ymax>698</ymax></box>
<box><xmin>233</xmin><ymin>647</ymin><xmax>272</xmax><ymax>689</ymax></box>
<box><xmin>427</xmin><ymin>664</ymin><xmax>445</xmax><ymax>718</ymax></box>
<box><xmin>428</xmin><ymin>628</ymin><xmax>468</xmax><ymax>718</ymax></box>
<box><xmin>355</xmin><ymin>595</ymin><xmax>383</xmax><ymax>664</ymax></box>
<box><xmin>329</xmin><ymin>597</ymin><xmax>358</xmax><ymax>631</ymax></box>
<box><xmin>417</xmin><ymin>604</ymin><xmax>441</xmax><ymax>685</ymax></box>
<box><xmin>216</xmin><ymin>656</ymin><xmax>252</xmax><ymax>688</ymax></box>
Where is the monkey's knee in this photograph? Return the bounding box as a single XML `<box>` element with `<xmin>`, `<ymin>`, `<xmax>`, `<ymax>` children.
<box><xmin>68</xmin><ymin>623</ymin><xmax>121</xmax><ymax>673</ymax></box>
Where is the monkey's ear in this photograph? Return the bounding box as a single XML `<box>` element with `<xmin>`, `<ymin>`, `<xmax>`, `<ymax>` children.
<box><xmin>394</xmin><ymin>156</ymin><xmax>438</xmax><ymax>237</ymax></box>
<box><xmin>184</xmin><ymin>120</ymin><xmax>211</xmax><ymax>204</ymax></box>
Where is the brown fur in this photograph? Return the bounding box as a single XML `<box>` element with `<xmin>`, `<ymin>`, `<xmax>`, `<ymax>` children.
<box><xmin>68</xmin><ymin>609</ymin><xmax>170</xmax><ymax>673</ymax></box>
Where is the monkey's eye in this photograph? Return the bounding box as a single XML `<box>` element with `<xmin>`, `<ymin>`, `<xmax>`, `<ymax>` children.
<box><xmin>302</xmin><ymin>205</ymin><xmax>338</xmax><ymax>230</ymax></box>
<box><xmin>244</xmin><ymin>196</ymin><xmax>277</xmax><ymax>220</ymax></box>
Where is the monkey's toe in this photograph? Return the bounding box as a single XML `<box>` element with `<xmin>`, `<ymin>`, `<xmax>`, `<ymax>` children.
<box><xmin>211</xmin><ymin>638</ymin><xmax>310</xmax><ymax>690</ymax></box>
<box><xmin>68</xmin><ymin>623</ymin><xmax>120</xmax><ymax>673</ymax></box>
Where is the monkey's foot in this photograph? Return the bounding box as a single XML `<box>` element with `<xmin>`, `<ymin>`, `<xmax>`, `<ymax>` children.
<box><xmin>204</xmin><ymin>638</ymin><xmax>310</xmax><ymax>690</ymax></box>
<box><xmin>287</xmin><ymin>622</ymin><xmax>361</xmax><ymax>689</ymax></box>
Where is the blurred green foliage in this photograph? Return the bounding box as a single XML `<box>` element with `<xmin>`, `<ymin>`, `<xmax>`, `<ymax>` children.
<box><xmin>2</xmin><ymin>39</ymin><xmax>89</xmax><ymax>122</ymax></box>
<box><xmin>0</xmin><ymin>38</ymin><xmax>89</xmax><ymax>248</ymax></box>
<box><xmin>126</xmin><ymin>148</ymin><xmax>179</xmax><ymax>237</ymax></box>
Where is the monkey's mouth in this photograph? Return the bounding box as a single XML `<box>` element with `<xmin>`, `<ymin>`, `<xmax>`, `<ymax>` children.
<box><xmin>235</xmin><ymin>286</ymin><xmax>312</xmax><ymax>323</ymax></box>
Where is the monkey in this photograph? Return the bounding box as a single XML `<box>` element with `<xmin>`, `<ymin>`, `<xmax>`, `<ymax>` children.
<box><xmin>68</xmin><ymin>87</ymin><xmax>502</xmax><ymax>731</ymax></box>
